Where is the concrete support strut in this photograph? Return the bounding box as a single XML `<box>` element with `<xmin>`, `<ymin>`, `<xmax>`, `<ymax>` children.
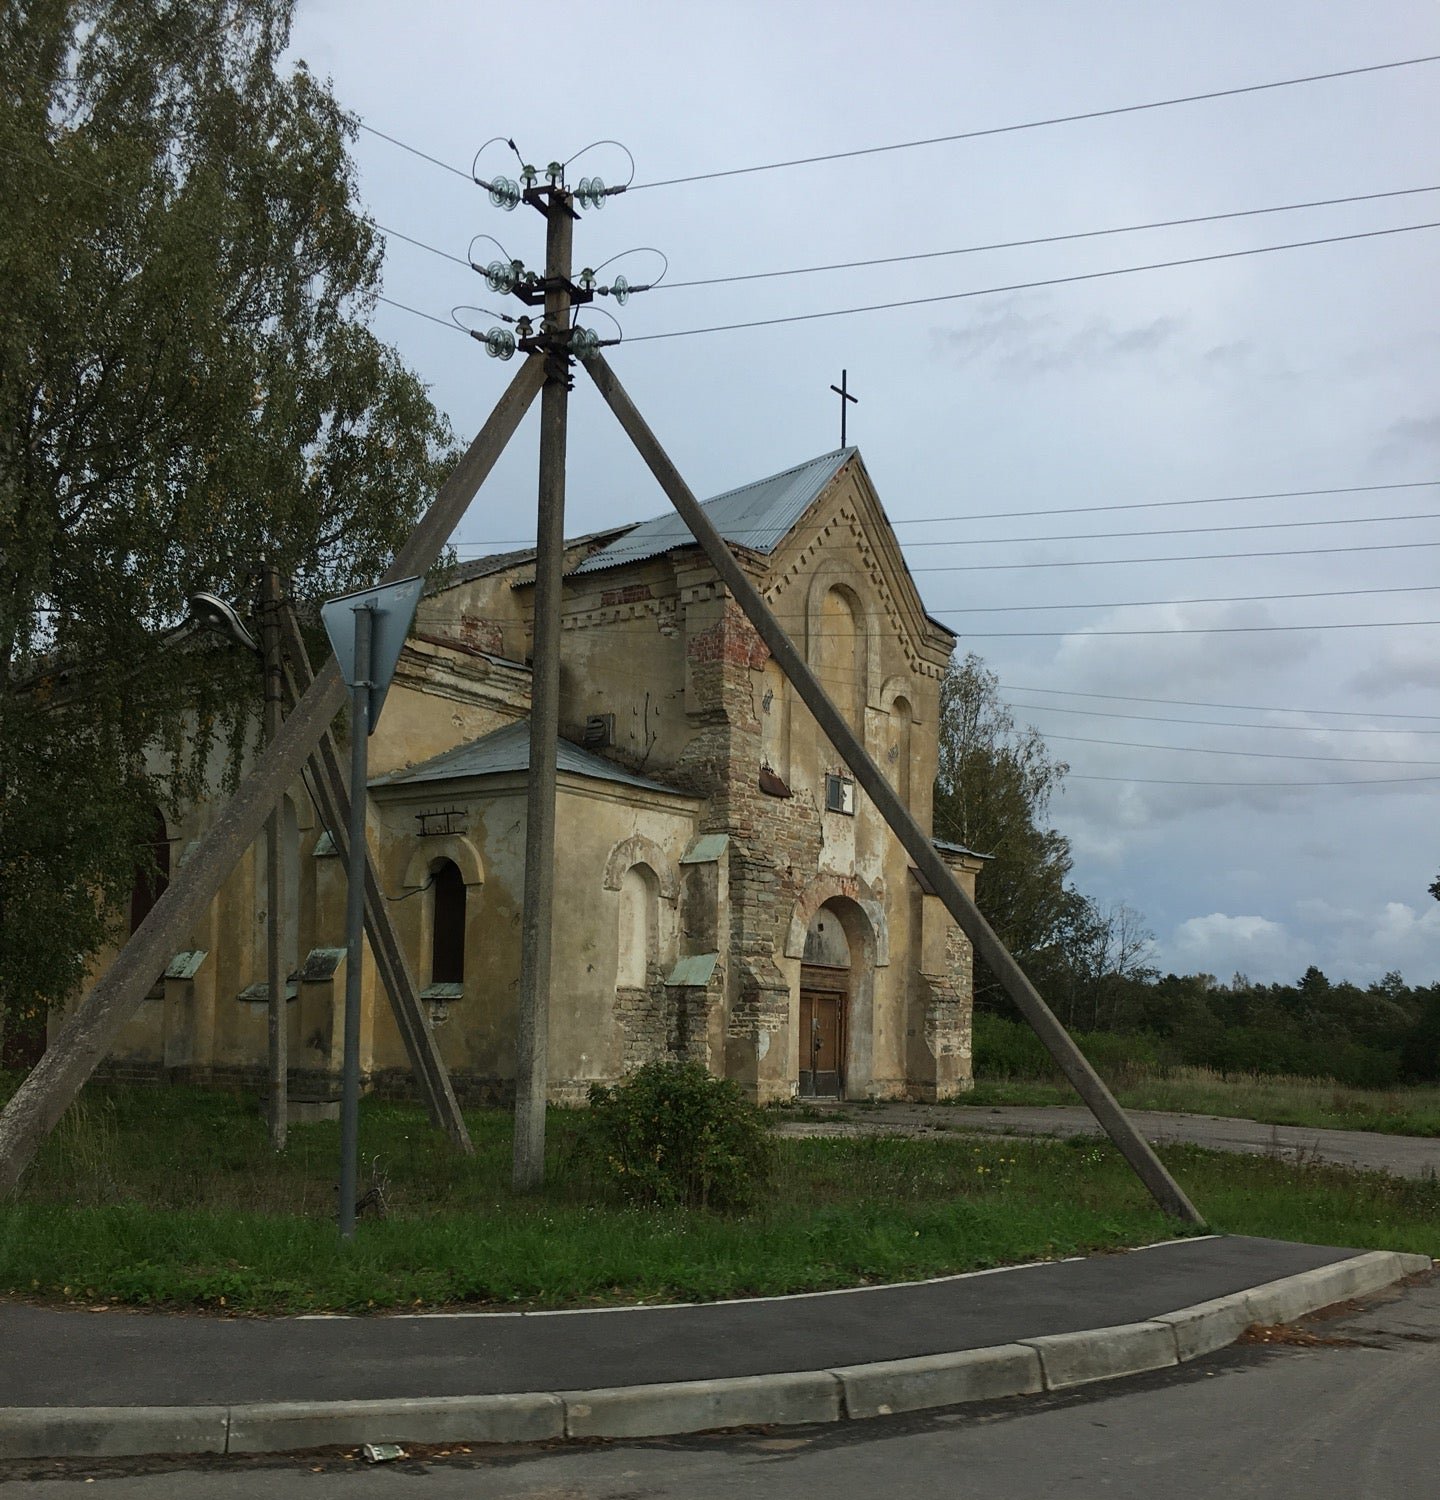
<box><xmin>277</xmin><ymin>609</ymin><xmax>472</xmax><ymax>1155</ymax></box>
<box><xmin>0</xmin><ymin>357</ymin><xmax>544</xmax><ymax>1197</ymax></box>
<box><xmin>584</xmin><ymin>353</ymin><xmax>1203</xmax><ymax>1227</ymax></box>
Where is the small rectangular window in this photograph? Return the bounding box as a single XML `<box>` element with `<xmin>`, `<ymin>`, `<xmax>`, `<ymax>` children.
<box><xmin>825</xmin><ymin>774</ymin><xmax>855</xmax><ymax>815</ymax></box>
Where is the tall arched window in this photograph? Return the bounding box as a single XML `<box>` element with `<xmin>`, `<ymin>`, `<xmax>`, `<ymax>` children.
<box><xmin>262</xmin><ymin>795</ymin><xmax>301</xmax><ymax>978</ymax></box>
<box><xmin>430</xmin><ymin>858</ymin><xmax>466</xmax><ymax>986</ymax></box>
<box><xmin>129</xmin><ymin>806</ymin><xmax>170</xmax><ymax>934</ymax></box>
<box><xmin>814</xmin><ymin>585</ymin><xmax>865</xmax><ymax>731</ymax></box>
<box><xmin>617</xmin><ymin>863</ymin><xmax>659</xmax><ymax>989</ymax></box>
<box><xmin>887</xmin><ymin>695</ymin><xmax>914</xmax><ymax>805</ymax></box>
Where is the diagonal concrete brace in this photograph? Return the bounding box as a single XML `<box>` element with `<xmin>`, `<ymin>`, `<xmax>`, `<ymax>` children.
<box><xmin>0</xmin><ymin>356</ymin><xmax>545</xmax><ymax>1196</ymax></box>
<box><xmin>585</xmin><ymin>353</ymin><xmax>1203</xmax><ymax>1227</ymax></box>
<box><xmin>277</xmin><ymin>606</ymin><xmax>472</xmax><ymax>1153</ymax></box>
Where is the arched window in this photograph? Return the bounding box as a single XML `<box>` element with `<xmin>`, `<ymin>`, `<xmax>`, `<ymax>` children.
<box><xmin>129</xmin><ymin>806</ymin><xmax>170</xmax><ymax>934</ymax></box>
<box><xmin>262</xmin><ymin>796</ymin><xmax>301</xmax><ymax>978</ymax></box>
<box><xmin>814</xmin><ymin>585</ymin><xmax>865</xmax><ymax>730</ymax></box>
<box><xmin>430</xmin><ymin>859</ymin><xmax>466</xmax><ymax>986</ymax></box>
<box><xmin>617</xmin><ymin>863</ymin><xmax>659</xmax><ymax>989</ymax></box>
<box><xmin>887</xmin><ymin>694</ymin><xmax>914</xmax><ymax>805</ymax></box>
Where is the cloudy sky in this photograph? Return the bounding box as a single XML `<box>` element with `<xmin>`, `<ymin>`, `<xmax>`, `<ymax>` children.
<box><xmin>288</xmin><ymin>0</ymin><xmax>1440</xmax><ymax>987</ymax></box>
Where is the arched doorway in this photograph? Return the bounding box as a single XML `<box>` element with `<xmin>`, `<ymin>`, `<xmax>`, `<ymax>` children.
<box><xmin>799</xmin><ymin>902</ymin><xmax>851</xmax><ymax>1096</ymax></box>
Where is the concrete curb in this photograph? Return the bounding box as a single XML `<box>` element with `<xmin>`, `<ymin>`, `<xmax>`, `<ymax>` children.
<box><xmin>0</xmin><ymin>1250</ymin><xmax>1430</xmax><ymax>1460</ymax></box>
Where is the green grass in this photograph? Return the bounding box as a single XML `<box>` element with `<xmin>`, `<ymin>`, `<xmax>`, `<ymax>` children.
<box><xmin>0</xmin><ymin>1084</ymin><xmax>1435</xmax><ymax>1314</ymax></box>
<box><xmin>956</xmin><ymin>1067</ymin><xmax>1440</xmax><ymax>1138</ymax></box>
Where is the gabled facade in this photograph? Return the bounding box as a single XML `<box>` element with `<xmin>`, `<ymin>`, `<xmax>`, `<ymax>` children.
<box><xmin>94</xmin><ymin>448</ymin><xmax>982</xmax><ymax>1103</ymax></box>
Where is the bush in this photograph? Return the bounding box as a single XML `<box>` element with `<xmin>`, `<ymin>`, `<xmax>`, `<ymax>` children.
<box><xmin>586</xmin><ymin>1062</ymin><xmax>773</xmax><ymax>1212</ymax></box>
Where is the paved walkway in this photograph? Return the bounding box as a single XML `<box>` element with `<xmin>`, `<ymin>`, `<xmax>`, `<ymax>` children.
<box><xmin>775</xmin><ymin>1102</ymin><xmax>1440</xmax><ymax>1178</ymax></box>
<box><xmin>0</xmin><ymin>1237</ymin><xmax>1366</xmax><ymax>1407</ymax></box>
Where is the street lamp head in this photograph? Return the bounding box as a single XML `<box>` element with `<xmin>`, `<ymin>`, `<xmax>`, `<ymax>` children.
<box><xmin>188</xmin><ymin>592</ymin><xmax>260</xmax><ymax>655</ymax></box>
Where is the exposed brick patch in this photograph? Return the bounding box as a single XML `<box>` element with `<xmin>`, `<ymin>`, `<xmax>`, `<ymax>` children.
<box><xmin>615</xmin><ymin>969</ymin><xmax>671</xmax><ymax>1072</ymax></box>
<box><xmin>600</xmin><ymin>583</ymin><xmax>654</xmax><ymax>607</ymax></box>
<box><xmin>687</xmin><ymin>602</ymin><xmax>770</xmax><ymax>671</ymax></box>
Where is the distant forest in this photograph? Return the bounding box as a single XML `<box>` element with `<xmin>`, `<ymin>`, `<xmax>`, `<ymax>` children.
<box><xmin>979</xmin><ymin>965</ymin><xmax>1440</xmax><ymax>1088</ymax></box>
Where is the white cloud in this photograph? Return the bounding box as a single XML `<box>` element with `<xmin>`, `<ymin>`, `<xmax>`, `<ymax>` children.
<box><xmin>1165</xmin><ymin>912</ymin><xmax>1302</xmax><ymax>981</ymax></box>
<box><xmin>1161</xmin><ymin>900</ymin><xmax>1440</xmax><ymax>985</ymax></box>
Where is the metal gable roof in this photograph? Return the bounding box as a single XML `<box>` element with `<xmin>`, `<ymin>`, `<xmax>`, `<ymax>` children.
<box><xmin>370</xmin><ymin>718</ymin><xmax>686</xmax><ymax>797</ymax></box>
<box><xmin>571</xmin><ymin>447</ymin><xmax>857</xmax><ymax>576</ymax></box>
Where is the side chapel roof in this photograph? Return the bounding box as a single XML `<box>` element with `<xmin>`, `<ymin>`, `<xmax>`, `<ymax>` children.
<box><xmin>370</xmin><ymin>718</ymin><xmax>685</xmax><ymax>797</ymax></box>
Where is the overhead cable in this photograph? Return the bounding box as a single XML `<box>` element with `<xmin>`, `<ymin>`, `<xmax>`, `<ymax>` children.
<box><xmin>1066</xmin><ymin>771</ymin><xmax>1440</xmax><ymax>787</ymax></box>
<box><xmin>998</xmin><ymin>683</ymin><xmax>1440</xmax><ymax>722</ymax></box>
<box><xmin>451</xmin><ymin>508</ymin><xmax>1440</xmax><ymax>553</ymax></box>
<box><xmin>356</xmin><ymin>120</ymin><xmax>473</xmax><ymax>180</ymax></box>
<box><xmin>1002</xmin><ymin>700</ymin><xmax>1440</xmax><ymax>736</ymax></box>
<box><xmin>960</xmin><ymin>618</ymin><xmax>1440</xmax><ymax>637</ymax></box>
<box><xmin>910</xmin><ymin>539</ymin><xmax>1440</xmax><ymax>572</ymax></box>
<box><xmin>629</xmin><ymin>55</ymin><xmax>1440</xmax><ymax>190</ymax></box>
<box><xmin>626</xmin><ymin>220</ymin><xmax>1440</xmax><ymax>343</ymax></box>
<box><xmin>658</xmin><ymin>184</ymin><xmax>1440</xmax><ymax>290</ymax></box>
<box><xmin>1042</xmin><ymin>733</ymin><xmax>1440</xmax><ymax>765</ymax></box>
<box><xmin>449</xmin><ymin>480</ymin><xmax>1440</xmax><ymax>551</ymax></box>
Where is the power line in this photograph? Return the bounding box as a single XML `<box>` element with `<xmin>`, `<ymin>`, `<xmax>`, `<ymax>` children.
<box><xmin>449</xmin><ymin>480</ymin><xmax>1440</xmax><ymax>551</ymax></box>
<box><xmin>1004</xmin><ymin>700</ymin><xmax>1440</xmax><ymax>736</ymax></box>
<box><xmin>356</xmin><ymin>120</ymin><xmax>473</xmax><ymax>181</ymax></box>
<box><xmin>427</xmin><ymin>584</ymin><xmax>1438</xmax><ymax>620</ymax></box>
<box><xmin>376</xmin><ymin>294</ymin><xmax>469</xmax><ymax>333</ymax></box>
<box><xmin>626</xmin><ymin>220</ymin><xmax>1440</xmax><ymax>343</ymax></box>
<box><xmin>1043</xmin><ymin>733</ymin><xmax>1440</xmax><ymax>765</ymax></box>
<box><xmin>998</xmin><ymin>682</ymin><xmax>1440</xmax><ymax>722</ymax></box>
<box><xmin>910</xmin><ymin>539</ymin><xmax>1440</xmax><ymax>572</ymax></box>
<box><xmin>940</xmin><ymin>584</ymin><xmax>1440</xmax><ymax>614</ymax></box>
<box><xmin>658</xmin><ymin>184</ymin><xmax>1440</xmax><ymax>291</ymax></box>
<box><xmin>1066</xmin><ymin>771</ymin><xmax>1440</xmax><ymax>787</ymax></box>
<box><xmin>420</xmin><ymin>612</ymin><xmax>1438</xmax><ymax>640</ymax></box>
<box><xmin>451</xmin><ymin>509</ymin><xmax>1440</xmax><ymax>554</ymax></box>
<box><xmin>961</xmin><ymin>618</ymin><xmax>1440</xmax><ymax>638</ymax></box>
<box><xmin>907</xmin><ymin>480</ymin><xmax>1440</xmax><ymax>527</ymax></box>
<box><xmin>629</xmin><ymin>55</ymin><xmax>1440</xmax><ymax>191</ymax></box>
<box><xmin>374</xmin><ymin>221</ymin><xmax>470</xmax><ymax>267</ymax></box>
<box><xmin>878</xmin><ymin>511</ymin><xmax>1437</xmax><ymax>549</ymax></box>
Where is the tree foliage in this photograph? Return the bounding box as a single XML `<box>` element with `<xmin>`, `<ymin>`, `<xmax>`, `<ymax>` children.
<box><xmin>0</xmin><ymin>0</ymin><xmax>454</xmax><ymax>1044</ymax></box>
<box><xmin>933</xmin><ymin>652</ymin><xmax>1152</xmax><ymax>1021</ymax></box>
<box><xmin>934</xmin><ymin>653</ymin><xmax>1076</xmax><ymax>986</ymax></box>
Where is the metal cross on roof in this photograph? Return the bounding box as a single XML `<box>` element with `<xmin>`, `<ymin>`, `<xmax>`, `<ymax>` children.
<box><xmin>829</xmin><ymin>368</ymin><xmax>858</xmax><ymax>447</ymax></box>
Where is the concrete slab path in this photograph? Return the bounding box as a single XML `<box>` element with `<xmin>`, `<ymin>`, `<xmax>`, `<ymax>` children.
<box><xmin>776</xmin><ymin>1101</ymin><xmax>1440</xmax><ymax>1178</ymax></box>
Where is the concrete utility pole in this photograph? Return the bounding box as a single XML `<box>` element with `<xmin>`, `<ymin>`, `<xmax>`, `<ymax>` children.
<box><xmin>261</xmin><ymin>565</ymin><xmax>288</xmax><ymax>1150</ymax></box>
<box><xmin>336</xmin><ymin>599</ymin><xmax>373</xmax><ymax>1238</ymax></box>
<box><xmin>0</xmin><ymin>359</ymin><xmax>543</xmax><ymax>1197</ymax></box>
<box><xmin>512</xmin><ymin>181</ymin><xmax>576</xmax><ymax>1191</ymax></box>
<box><xmin>585</xmin><ymin>353</ymin><xmax>1203</xmax><ymax>1227</ymax></box>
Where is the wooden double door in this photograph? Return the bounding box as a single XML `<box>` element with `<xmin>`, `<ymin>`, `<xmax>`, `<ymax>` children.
<box><xmin>799</xmin><ymin>967</ymin><xmax>847</xmax><ymax>1097</ymax></box>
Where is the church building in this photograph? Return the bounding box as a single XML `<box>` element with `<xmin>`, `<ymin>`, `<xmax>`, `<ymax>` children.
<box><xmin>100</xmin><ymin>446</ymin><xmax>984</xmax><ymax>1104</ymax></box>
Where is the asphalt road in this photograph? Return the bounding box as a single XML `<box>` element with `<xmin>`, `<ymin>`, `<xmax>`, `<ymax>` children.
<box><xmin>5</xmin><ymin>1277</ymin><xmax>1435</xmax><ymax>1497</ymax></box>
<box><xmin>778</xmin><ymin>1101</ymin><xmax>1440</xmax><ymax>1177</ymax></box>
